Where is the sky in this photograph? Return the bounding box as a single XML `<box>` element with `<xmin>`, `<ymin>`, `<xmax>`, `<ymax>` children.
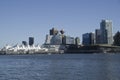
<box><xmin>0</xmin><ymin>0</ymin><xmax>120</xmax><ymax>48</ymax></box>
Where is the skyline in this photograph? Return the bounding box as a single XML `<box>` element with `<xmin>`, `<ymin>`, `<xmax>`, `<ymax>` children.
<box><xmin>0</xmin><ymin>0</ymin><xmax>120</xmax><ymax>48</ymax></box>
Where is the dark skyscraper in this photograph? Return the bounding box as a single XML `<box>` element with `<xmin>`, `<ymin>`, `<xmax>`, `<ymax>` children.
<box><xmin>22</xmin><ymin>41</ymin><xmax>27</xmax><ymax>46</ymax></box>
<box><xmin>82</xmin><ymin>33</ymin><xmax>95</xmax><ymax>45</ymax></box>
<box><xmin>75</xmin><ymin>37</ymin><xmax>80</xmax><ymax>45</ymax></box>
<box><xmin>89</xmin><ymin>33</ymin><xmax>95</xmax><ymax>45</ymax></box>
<box><xmin>29</xmin><ymin>37</ymin><xmax>34</xmax><ymax>46</ymax></box>
<box><xmin>95</xmin><ymin>29</ymin><xmax>101</xmax><ymax>44</ymax></box>
<box><xmin>50</xmin><ymin>28</ymin><xmax>58</xmax><ymax>35</ymax></box>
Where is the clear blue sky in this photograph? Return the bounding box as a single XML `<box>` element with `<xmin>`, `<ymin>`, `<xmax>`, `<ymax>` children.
<box><xmin>0</xmin><ymin>0</ymin><xmax>120</xmax><ymax>47</ymax></box>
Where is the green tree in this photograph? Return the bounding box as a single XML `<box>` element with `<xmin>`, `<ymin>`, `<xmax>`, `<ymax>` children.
<box><xmin>113</xmin><ymin>31</ymin><xmax>120</xmax><ymax>46</ymax></box>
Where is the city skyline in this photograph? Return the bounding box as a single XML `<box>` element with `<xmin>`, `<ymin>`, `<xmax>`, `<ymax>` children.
<box><xmin>0</xmin><ymin>0</ymin><xmax>120</xmax><ymax>48</ymax></box>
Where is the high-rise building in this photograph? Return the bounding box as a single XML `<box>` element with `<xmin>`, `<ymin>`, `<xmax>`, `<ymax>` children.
<box><xmin>50</xmin><ymin>28</ymin><xmax>58</xmax><ymax>35</ymax></box>
<box><xmin>82</xmin><ymin>33</ymin><xmax>89</xmax><ymax>45</ymax></box>
<box><xmin>63</xmin><ymin>36</ymin><xmax>75</xmax><ymax>45</ymax></box>
<box><xmin>100</xmin><ymin>20</ymin><xmax>113</xmax><ymax>44</ymax></box>
<box><xmin>90</xmin><ymin>33</ymin><xmax>95</xmax><ymax>45</ymax></box>
<box><xmin>51</xmin><ymin>34</ymin><xmax>62</xmax><ymax>45</ymax></box>
<box><xmin>45</xmin><ymin>34</ymin><xmax>63</xmax><ymax>45</ymax></box>
<box><xmin>95</xmin><ymin>29</ymin><xmax>101</xmax><ymax>44</ymax></box>
<box><xmin>22</xmin><ymin>41</ymin><xmax>27</xmax><ymax>46</ymax></box>
<box><xmin>82</xmin><ymin>33</ymin><xmax>95</xmax><ymax>45</ymax></box>
<box><xmin>45</xmin><ymin>35</ymin><xmax>52</xmax><ymax>44</ymax></box>
<box><xmin>29</xmin><ymin>37</ymin><xmax>34</xmax><ymax>46</ymax></box>
<box><xmin>75</xmin><ymin>37</ymin><xmax>80</xmax><ymax>45</ymax></box>
<box><xmin>60</xmin><ymin>29</ymin><xmax>65</xmax><ymax>44</ymax></box>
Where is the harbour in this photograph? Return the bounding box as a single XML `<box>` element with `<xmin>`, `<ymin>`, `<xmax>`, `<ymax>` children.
<box><xmin>0</xmin><ymin>26</ymin><xmax>120</xmax><ymax>55</ymax></box>
<box><xmin>0</xmin><ymin>0</ymin><xmax>120</xmax><ymax>80</ymax></box>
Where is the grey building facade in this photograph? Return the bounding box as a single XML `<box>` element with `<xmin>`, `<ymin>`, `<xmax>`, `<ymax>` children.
<box><xmin>100</xmin><ymin>20</ymin><xmax>113</xmax><ymax>44</ymax></box>
<box><xmin>82</xmin><ymin>33</ymin><xmax>95</xmax><ymax>45</ymax></box>
<box><xmin>95</xmin><ymin>29</ymin><xmax>101</xmax><ymax>44</ymax></box>
<box><xmin>63</xmin><ymin>36</ymin><xmax>75</xmax><ymax>45</ymax></box>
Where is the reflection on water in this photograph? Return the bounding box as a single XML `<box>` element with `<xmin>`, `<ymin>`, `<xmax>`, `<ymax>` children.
<box><xmin>0</xmin><ymin>54</ymin><xmax>120</xmax><ymax>80</ymax></box>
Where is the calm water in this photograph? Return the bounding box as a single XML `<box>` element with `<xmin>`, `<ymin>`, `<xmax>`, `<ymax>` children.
<box><xmin>0</xmin><ymin>54</ymin><xmax>120</xmax><ymax>80</ymax></box>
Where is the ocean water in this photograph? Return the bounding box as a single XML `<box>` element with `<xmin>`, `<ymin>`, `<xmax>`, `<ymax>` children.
<box><xmin>0</xmin><ymin>54</ymin><xmax>120</xmax><ymax>80</ymax></box>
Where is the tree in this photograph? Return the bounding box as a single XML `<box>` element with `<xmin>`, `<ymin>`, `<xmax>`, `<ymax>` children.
<box><xmin>113</xmin><ymin>31</ymin><xmax>120</xmax><ymax>46</ymax></box>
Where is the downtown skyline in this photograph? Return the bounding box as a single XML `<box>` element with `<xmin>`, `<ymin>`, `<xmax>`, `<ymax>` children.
<box><xmin>0</xmin><ymin>0</ymin><xmax>120</xmax><ymax>48</ymax></box>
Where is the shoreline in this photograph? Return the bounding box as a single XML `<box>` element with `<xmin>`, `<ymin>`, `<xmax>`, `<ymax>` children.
<box><xmin>0</xmin><ymin>45</ymin><xmax>120</xmax><ymax>55</ymax></box>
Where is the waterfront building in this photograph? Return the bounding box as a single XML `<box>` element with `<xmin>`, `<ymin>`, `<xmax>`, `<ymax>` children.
<box><xmin>29</xmin><ymin>37</ymin><xmax>34</xmax><ymax>46</ymax></box>
<box><xmin>82</xmin><ymin>33</ymin><xmax>90</xmax><ymax>45</ymax></box>
<box><xmin>82</xmin><ymin>33</ymin><xmax>95</xmax><ymax>45</ymax></box>
<box><xmin>22</xmin><ymin>41</ymin><xmax>27</xmax><ymax>46</ymax></box>
<box><xmin>45</xmin><ymin>35</ymin><xmax>52</xmax><ymax>44</ymax></box>
<box><xmin>95</xmin><ymin>29</ymin><xmax>101</xmax><ymax>44</ymax></box>
<box><xmin>100</xmin><ymin>20</ymin><xmax>113</xmax><ymax>44</ymax></box>
<box><xmin>50</xmin><ymin>28</ymin><xmax>59</xmax><ymax>35</ymax></box>
<box><xmin>45</xmin><ymin>28</ymin><xmax>66</xmax><ymax>45</ymax></box>
<box><xmin>75</xmin><ymin>37</ymin><xmax>80</xmax><ymax>45</ymax></box>
<box><xmin>45</xmin><ymin>34</ymin><xmax>62</xmax><ymax>45</ymax></box>
<box><xmin>51</xmin><ymin>34</ymin><xmax>62</xmax><ymax>45</ymax></box>
<box><xmin>60</xmin><ymin>29</ymin><xmax>65</xmax><ymax>44</ymax></box>
<box><xmin>0</xmin><ymin>44</ymin><xmax>49</xmax><ymax>54</ymax></box>
<box><xmin>63</xmin><ymin>36</ymin><xmax>75</xmax><ymax>45</ymax></box>
<box><xmin>90</xmin><ymin>33</ymin><xmax>95</xmax><ymax>45</ymax></box>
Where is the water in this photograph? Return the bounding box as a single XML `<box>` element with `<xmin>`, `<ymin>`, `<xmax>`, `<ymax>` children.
<box><xmin>0</xmin><ymin>54</ymin><xmax>120</xmax><ymax>80</ymax></box>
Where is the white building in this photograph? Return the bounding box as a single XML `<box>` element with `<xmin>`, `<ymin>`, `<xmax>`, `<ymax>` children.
<box><xmin>1</xmin><ymin>44</ymin><xmax>48</xmax><ymax>54</ymax></box>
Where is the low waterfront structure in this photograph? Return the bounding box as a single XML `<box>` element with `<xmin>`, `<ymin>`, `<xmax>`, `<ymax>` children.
<box><xmin>0</xmin><ymin>44</ymin><xmax>63</xmax><ymax>54</ymax></box>
<box><xmin>65</xmin><ymin>44</ymin><xmax>120</xmax><ymax>53</ymax></box>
